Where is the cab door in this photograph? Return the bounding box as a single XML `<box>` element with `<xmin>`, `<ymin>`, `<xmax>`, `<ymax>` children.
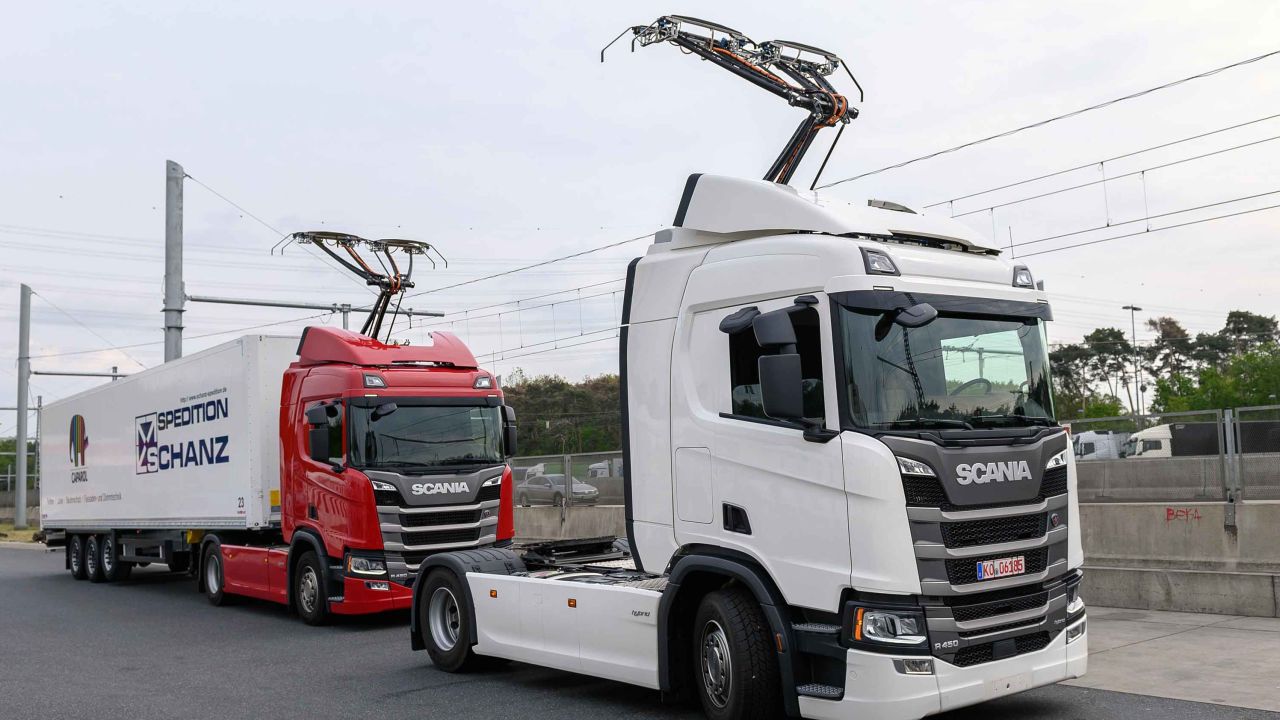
<box><xmin>670</xmin><ymin>294</ymin><xmax>850</xmax><ymax>611</ymax></box>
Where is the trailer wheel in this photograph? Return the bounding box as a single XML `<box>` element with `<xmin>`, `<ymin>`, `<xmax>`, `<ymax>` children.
<box><xmin>294</xmin><ymin>551</ymin><xmax>329</xmax><ymax>626</ymax></box>
<box><xmin>419</xmin><ymin>568</ymin><xmax>479</xmax><ymax>672</ymax></box>
<box><xmin>202</xmin><ymin>543</ymin><xmax>231</xmax><ymax>606</ymax></box>
<box><xmin>85</xmin><ymin>535</ymin><xmax>106</xmax><ymax>583</ymax></box>
<box><xmin>692</xmin><ymin>588</ymin><xmax>781</xmax><ymax>720</ymax></box>
<box><xmin>68</xmin><ymin>535</ymin><xmax>88</xmax><ymax>580</ymax></box>
<box><xmin>99</xmin><ymin>534</ymin><xmax>133</xmax><ymax>583</ymax></box>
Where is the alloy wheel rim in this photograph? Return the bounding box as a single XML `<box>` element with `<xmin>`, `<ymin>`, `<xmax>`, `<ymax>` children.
<box><xmin>701</xmin><ymin>620</ymin><xmax>732</xmax><ymax>709</ymax></box>
<box><xmin>206</xmin><ymin>555</ymin><xmax>221</xmax><ymax>594</ymax></box>
<box><xmin>299</xmin><ymin>566</ymin><xmax>319</xmax><ymax>614</ymax></box>
<box><xmin>428</xmin><ymin>587</ymin><xmax>462</xmax><ymax>651</ymax></box>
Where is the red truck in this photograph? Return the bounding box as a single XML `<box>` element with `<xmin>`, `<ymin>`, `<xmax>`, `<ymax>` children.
<box><xmin>41</xmin><ymin>326</ymin><xmax>516</xmax><ymax>625</ymax></box>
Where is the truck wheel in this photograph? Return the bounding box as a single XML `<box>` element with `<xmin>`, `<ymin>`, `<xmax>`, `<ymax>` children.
<box><xmin>68</xmin><ymin>535</ymin><xmax>88</xmax><ymax>580</ymax></box>
<box><xmin>85</xmin><ymin>535</ymin><xmax>106</xmax><ymax>583</ymax></box>
<box><xmin>203</xmin><ymin>543</ymin><xmax>231</xmax><ymax>606</ymax></box>
<box><xmin>419</xmin><ymin>568</ymin><xmax>478</xmax><ymax>672</ymax></box>
<box><xmin>692</xmin><ymin>588</ymin><xmax>781</xmax><ymax>720</ymax></box>
<box><xmin>294</xmin><ymin>551</ymin><xmax>329</xmax><ymax>626</ymax></box>
<box><xmin>99</xmin><ymin>534</ymin><xmax>133</xmax><ymax>582</ymax></box>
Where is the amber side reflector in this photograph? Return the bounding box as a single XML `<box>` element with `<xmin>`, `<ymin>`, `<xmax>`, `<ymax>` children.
<box><xmin>854</xmin><ymin>608</ymin><xmax>865</xmax><ymax>641</ymax></box>
<box><xmin>775</xmin><ymin>633</ymin><xmax>784</xmax><ymax>653</ymax></box>
<box><xmin>490</xmin><ymin>589</ymin><xmax>497</xmax><ymax>598</ymax></box>
<box><xmin>567</xmin><ymin>598</ymin><xmax>577</xmax><ymax>608</ymax></box>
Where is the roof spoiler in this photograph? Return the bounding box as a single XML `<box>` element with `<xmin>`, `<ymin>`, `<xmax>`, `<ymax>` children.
<box><xmin>296</xmin><ymin>326</ymin><xmax>477</xmax><ymax>368</ymax></box>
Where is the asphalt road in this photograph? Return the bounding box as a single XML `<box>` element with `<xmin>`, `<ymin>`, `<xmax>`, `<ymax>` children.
<box><xmin>3</xmin><ymin>547</ymin><xmax>1276</xmax><ymax>720</ymax></box>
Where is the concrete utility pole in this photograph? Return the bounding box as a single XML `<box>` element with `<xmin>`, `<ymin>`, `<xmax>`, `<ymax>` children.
<box><xmin>15</xmin><ymin>284</ymin><xmax>31</xmax><ymax>529</ymax></box>
<box><xmin>1123</xmin><ymin>304</ymin><xmax>1143</xmax><ymax>415</ymax></box>
<box><xmin>164</xmin><ymin>160</ymin><xmax>185</xmax><ymax>362</ymax></box>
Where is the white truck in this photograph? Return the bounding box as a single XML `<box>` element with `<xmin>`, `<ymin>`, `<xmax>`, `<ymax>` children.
<box><xmin>406</xmin><ymin>18</ymin><xmax>1085</xmax><ymax>719</ymax></box>
<box><xmin>407</xmin><ymin>174</ymin><xmax>1087</xmax><ymax>719</ymax></box>
<box><xmin>1073</xmin><ymin>430</ymin><xmax>1127</xmax><ymax>461</ymax></box>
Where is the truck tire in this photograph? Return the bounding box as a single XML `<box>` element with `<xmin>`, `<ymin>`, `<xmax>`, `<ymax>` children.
<box><xmin>418</xmin><ymin>568</ymin><xmax>479</xmax><ymax>672</ymax></box>
<box><xmin>294</xmin><ymin>550</ymin><xmax>329</xmax><ymax>626</ymax></box>
<box><xmin>68</xmin><ymin>535</ymin><xmax>88</xmax><ymax>580</ymax></box>
<box><xmin>203</xmin><ymin>543</ymin><xmax>231</xmax><ymax>606</ymax></box>
<box><xmin>85</xmin><ymin>535</ymin><xmax>106</xmax><ymax>583</ymax></box>
<box><xmin>692</xmin><ymin>587</ymin><xmax>781</xmax><ymax>720</ymax></box>
<box><xmin>99</xmin><ymin>534</ymin><xmax>133</xmax><ymax>583</ymax></box>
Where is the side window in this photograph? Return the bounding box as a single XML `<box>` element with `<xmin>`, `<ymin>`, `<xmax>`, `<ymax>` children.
<box><xmin>724</xmin><ymin>304</ymin><xmax>825</xmax><ymax>422</ymax></box>
<box><xmin>1143</xmin><ymin>439</ymin><xmax>1162</xmax><ymax>452</ymax></box>
<box><xmin>305</xmin><ymin>400</ymin><xmax>344</xmax><ymax>465</ymax></box>
<box><xmin>1081</xmin><ymin>442</ymin><xmax>1096</xmax><ymax>455</ymax></box>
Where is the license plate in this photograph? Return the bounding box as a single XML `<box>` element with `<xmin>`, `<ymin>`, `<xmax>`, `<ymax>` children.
<box><xmin>976</xmin><ymin>555</ymin><xmax>1025</xmax><ymax>580</ymax></box>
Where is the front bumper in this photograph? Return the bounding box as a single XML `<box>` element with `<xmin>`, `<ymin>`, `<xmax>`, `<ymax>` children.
<box><xmin>797</xmin><ymin>616</ymin><xmax>1087</xmax><ymax>720</ymax></box>
<box><xmin>329</xmin><ymin>575</ymin><xmax>413</xmax><ymax>615</ymax></box>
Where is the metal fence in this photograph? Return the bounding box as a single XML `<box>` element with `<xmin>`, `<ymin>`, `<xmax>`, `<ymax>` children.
<box><xmin>1064</xmin><ymin>405</ymin><xmax>1280</xmax><ymax>502</ymax></box>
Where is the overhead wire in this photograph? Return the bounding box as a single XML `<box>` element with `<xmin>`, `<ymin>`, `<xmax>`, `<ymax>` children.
<box><xmin>30</xmin><ymin>290</ymin><xmax>149</xmax><ymax>369</ymax></box>
<box><xmin>817</xmin><ymin>48</ymin><xmax>1280</xmax><ymax>190</ymax></box>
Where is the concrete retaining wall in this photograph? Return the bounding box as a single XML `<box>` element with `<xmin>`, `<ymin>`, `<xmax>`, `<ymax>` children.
<box><xmin>1082</xmin><ymin>566</ymin><xmax>1279</xmax><ymax>617</ymax></box>
<box><xmin>514</xmin><ymin>505</ymin><xmax>626</xmax><ymax>542</ymax></box>
<box><xmin>1075</xmin><ymin>453</ymin><xmax>1280</xmax><ymax>501</ymax></box>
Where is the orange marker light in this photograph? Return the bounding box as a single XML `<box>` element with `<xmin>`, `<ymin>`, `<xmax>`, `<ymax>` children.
<box><xmin>489</xmin><ymin>589</ymin><xmax>497</xmax><ymax>598</ymax></box>
<box><xmin>854</xmin><ymin>608</ymin><xmax>865</xmax><ymax>641</ymax></box>
<box><xmin>568</xmin><ymin>598</ymin><xmax>577</xmax><ymax>608</ymax></box>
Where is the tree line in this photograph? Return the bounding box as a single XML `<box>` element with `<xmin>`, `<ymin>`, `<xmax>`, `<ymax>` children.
<box><xmin>499</xmin><ymin>370</ymin><xmax>621</xmax><ymax>456</ymax></box>
<box><xmin>1051</xmin><ymin>310</ymin><xmax>1280</xmax><ymax>419</ymax></box>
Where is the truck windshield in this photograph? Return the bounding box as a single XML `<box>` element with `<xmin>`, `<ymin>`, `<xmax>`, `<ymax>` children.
<box><xmin>348</xmin><ymin>402</ymin><xmax>503</xmax><ymax>471</ymax></box>
<box><xmin>835</xmin><ymin>301</ymin><xmax>1056</xmax><ymax>431</ymax></box>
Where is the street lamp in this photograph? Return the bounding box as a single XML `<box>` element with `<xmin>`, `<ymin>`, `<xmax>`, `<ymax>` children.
<box><xmin>1122</xmin><ymin>305</ymin><xmax>1143</xmax><ymax>415</ymax></box>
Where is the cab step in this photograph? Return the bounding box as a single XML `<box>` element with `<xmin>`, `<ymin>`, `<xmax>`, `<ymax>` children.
<box><xmin>796</xmin><ymin>683</ymin><xmax>843</xmax><ymax>699</ymax></box>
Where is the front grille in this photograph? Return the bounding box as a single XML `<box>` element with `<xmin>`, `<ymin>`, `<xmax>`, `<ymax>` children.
<box><xmin>374</xmin><ymin>487</ymin><xmax>403</xmax><ymax>507</ymax></box>
<box><xmin>1041</xmin><ymin>466</ymin><xmax>1068</xmax><ymax>496</ymax></box>
<box><xmin>946</xmin><ymin>548</ymin><xmax>1048</xmax><ymax>585</ymax></box>
<box><xmin>941</xmin><ymin>514</ymin><xmax>1046</xmax><ymax>548</ymax></box>
<box><xmin>902</xmin><ymin>474</ymin><xmax>1060</xmax><ymax>512</ymax></box>
<box><xmin>958</xmin><ymin>618</ymin><xmax>1041</xmax><ymax>638</ymax></box>
<box><xmin>950</xmin><ymin>631</ymin><xmax>1052</xmax><ymax>667</ymax></box>
<box><xmin>950</xmin><ymin>589</ymin><xmax>1049</xmax><ymax>623</ymax></box>
<box><xmin>400</xmin><ymin>509</ymin><xmax>482</xmax><ymax>528</ymax></box>
<box><xmin>903</xmin><ymin>475</ymin><xmax>949</xmax><ymax>506</ymax></box>
<box><xmin>477</xmin><ymin>483</ymin><xmax>501</xmax><ymax>503</ymax></box>
<box><xmin>401</xmin><ymin>527</ymin><xmax>482</xmax><ymax>547</ymax></box>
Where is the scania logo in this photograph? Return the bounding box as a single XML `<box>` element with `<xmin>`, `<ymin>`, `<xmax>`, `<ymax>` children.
<box><xmin>410</xmin><ymin>481</ymin><xmax>471</xmax><ymax>495</ymax></box>
<box><xmin>955</xmin><ymin>461</ymin><xmax>1032</xmax><ymax>485</ymax></box>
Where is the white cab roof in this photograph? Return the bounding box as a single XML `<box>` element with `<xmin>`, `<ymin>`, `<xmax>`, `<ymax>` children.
<box><xmin>673</xmin><ymin>174</ymin><xmax>999</xmax><ymax>253</ymax></box>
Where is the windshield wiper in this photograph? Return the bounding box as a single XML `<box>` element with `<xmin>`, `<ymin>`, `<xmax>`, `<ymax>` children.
<box><xmin>881</xmin><ymin>418</ymin><xmax>975</xmax><ymax>430</ymax></box>
<box><xmin>972</xmin><ymin>414</ymin><xmax>1056</xmax><ymax>427</ymax></box>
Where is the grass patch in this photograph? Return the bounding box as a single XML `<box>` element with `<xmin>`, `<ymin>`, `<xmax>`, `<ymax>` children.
<box><xmin>0</xmin><ymin>522</ymin><xmax>41</xmax><ymax>543</ymax></box>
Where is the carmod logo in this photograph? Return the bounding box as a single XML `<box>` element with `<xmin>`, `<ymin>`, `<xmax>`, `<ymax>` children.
<box><xmin>69</xmin><ymin>415</ymin><xmax>88</xmax><ymax>467</ymax></box>
<box><xmin>955</xmin><ymin>460</ymin><xmax>1032</xmax><ymax>485</ymax></box>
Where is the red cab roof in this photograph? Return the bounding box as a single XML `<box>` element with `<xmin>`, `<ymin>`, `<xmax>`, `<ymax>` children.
<box><xmin>296</xmin><ymin>326</ymin><xmax>478</xmax><ymax>368</ymax></box>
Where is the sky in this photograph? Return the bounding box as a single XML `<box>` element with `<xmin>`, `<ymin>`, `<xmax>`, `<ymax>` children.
<box><xmin>2</xmin><ymin>0</ymin><xmax>1280</xmax><ymax>426</ymax></box>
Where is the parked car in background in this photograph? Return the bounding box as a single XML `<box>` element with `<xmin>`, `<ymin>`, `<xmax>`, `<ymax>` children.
<box><xmin>515</xmin><ymin>473</ymin><xmax>599</xmax><ymax>506</ymax></box>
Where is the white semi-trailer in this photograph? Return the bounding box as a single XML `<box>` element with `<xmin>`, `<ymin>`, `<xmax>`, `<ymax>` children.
<box><xmin>407</xmin><ymin>17</ymin><xmax>1086</xmax><ymax>719</ymax></box>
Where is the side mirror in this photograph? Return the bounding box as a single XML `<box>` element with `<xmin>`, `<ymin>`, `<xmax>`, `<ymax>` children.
<box><xmin>305</xmin><ymin>405</ymin><xmax>329</xmax><ymax>426</ymax></box>
<box><xmin>758</xmin><ymin>353</ymin><xmax>804</xmax><ymax>421</ymax></box>
<box><xmin>753</xmin><ymin>309</ymin><xmax>797</xmax><ymax>349</ymax></box>
<box><xmin>894</xmin><ymin>303</ymin><xmax>938</xmax><ymax>328</ymax></box>
<box><xmin>502</xmin><ymin>405</ymin><xmax>518</xmax><ymax>457</ymax></box>
<box><xmin>308</xmin><ymin>425</ymin><xmax>330</xmax><ymax>463</ymax></box>
<box><xmin>371</xmin><ymin>402</ymin><xmax>399</xmax><ymax>422</ymax></box>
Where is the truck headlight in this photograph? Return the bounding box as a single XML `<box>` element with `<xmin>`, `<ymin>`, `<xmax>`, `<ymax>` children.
<box><xmin>1066</xmin><ymin>618</ymin><xmax>1086</xmax><ymax>644</ymax></box>
<box><xmin>346</xmin><ymin>554</ymin><xmax>387</xmax><ymax>577</ymax></box>
<box><xmin>1067</xmin><ymin>581</ymin><xmax>1085</xmax><ymax>615</ymax></box>
<box><xmin>896</xmin><ymin>456</ymin><xmax>935</xmax><ymax>477</ymax></box>
<box><xmin>1046</xmin><ymin>450</ymin><xmax>1068</xmax><ymax>470</ymax></box>
<box><xmin>370</xmin><ymin>479</ymin><xmax>397</xmax><ymax>492</ymax></box>
<box><xmin>850</xmin><ymin>606</ymin><xmax>928</xmax><ymax>648</ymax></box>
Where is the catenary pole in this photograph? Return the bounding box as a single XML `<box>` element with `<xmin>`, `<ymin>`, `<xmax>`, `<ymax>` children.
<box><xmin>164</xmin><ymin>160</ymin><xmax>185</xmax><ymax>362</ymax></box>
<box><xmin>15</xmin><ymin>284</ymin><xmax>31</xmax><ymax>529</ymax></box>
